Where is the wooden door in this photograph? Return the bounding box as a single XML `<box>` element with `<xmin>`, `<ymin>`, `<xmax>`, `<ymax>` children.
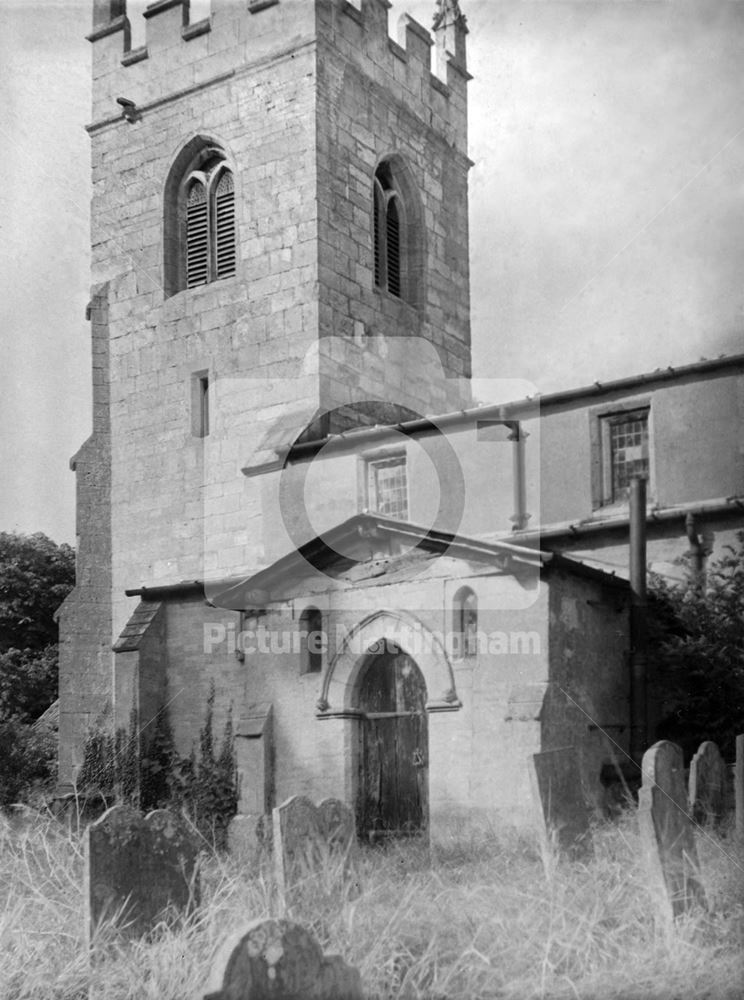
<box><xmin>357</xmin><ymin>643</ymin><xmax>428</xmax><ymax>841</ymax></box>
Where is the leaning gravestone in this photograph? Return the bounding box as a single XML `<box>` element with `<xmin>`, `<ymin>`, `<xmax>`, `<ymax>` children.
<box><xmin>85</xmin><ymin>805</ymin><xmax>199</xmax><ymax>945</ymax></box>
<box><xmin>203</xmin><ymin>918</ymin><xmax>363</xmax><ymax>1000</ymax></box>
<box><xmin>529</xmin><ymin>746</ymin><xmax>592</xmax><ymax>861</ymax></box>
<box><xmin>272</xmin><ymin>796</ymin><xmax>356</xmax><ymax>898</ymax></box>
<box><xmin>638</xmin><ymin>740</ymin><xmax>706</xmax><ymax>919</ymax></box>
<box><xmin>688</xmin><ymin>740</ymin><xmax>726</xmax><ymax>824</ymax></box>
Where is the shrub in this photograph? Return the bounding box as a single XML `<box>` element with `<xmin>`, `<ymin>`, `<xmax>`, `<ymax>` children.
<box><xmin>649</xmin><ymin>530</ymin><xmax>744</xmax><ymax>759</ymax></box>
<box><xmin>78</xmin><ymin>689</ymin><xmax>238</xmax><ymax>850</ymax></box>
<box><xmin>0</xmin><ymin>720</ymin><xmax>56</xmax><ymax>808</ymax></box>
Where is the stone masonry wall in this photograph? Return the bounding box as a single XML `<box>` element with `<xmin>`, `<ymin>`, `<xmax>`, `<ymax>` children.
<box><xmin>544</xmin><ymin>571</ymin><xmax>631</xmax><ymax>811</ymax></box>
<box><xmin>315</xmin><ymin>1</ymin><xmax>472</xmax><ymax>422</ymax></box>
<box><xmin>57</xmin><ymin>285</ymin><xmax>113</xmax><ymax>788</ymax></box>
<box><xmin>84</xmin><ymin>0</ymin><xmax>472</xmax><ymax>654</ymax></box>
<box><xmin>175</xmin><ymin>561</ymin><xmax>553</xmax><ymax>833</ymax></box>
<box><xmin>87</xmin><ymin>2</ymin><xmax>321</xmax><ymax>653</ymax></box>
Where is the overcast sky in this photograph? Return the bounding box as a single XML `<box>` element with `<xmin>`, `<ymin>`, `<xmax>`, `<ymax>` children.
<box><xmin>1</xmin><ymin>0</ymin><xmax>743</xmax><ymax>544</ymax></box>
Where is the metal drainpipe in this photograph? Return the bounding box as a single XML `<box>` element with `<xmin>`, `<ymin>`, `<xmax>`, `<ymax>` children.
<box><xmin>508</xmin><ymin>421</ymin><xmax>530</xmax><ymax>531</ymax></box>
<box><xmin>629</xmin><ymin>477</ymin><xmax>648</xmax><ymax>766</ymax></box>
<box><xmin>685</xmin><ymin>512</ymin><xmax>705</xmax><ymax>589</ymax></box>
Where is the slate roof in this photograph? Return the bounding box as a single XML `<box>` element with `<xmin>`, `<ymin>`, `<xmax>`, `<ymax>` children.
<box><xmin>112</xmin><ymin>601</ymin><xmax>163</xmax><ymax>652</ymax></box>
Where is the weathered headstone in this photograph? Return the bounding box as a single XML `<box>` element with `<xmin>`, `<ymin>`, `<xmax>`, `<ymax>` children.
<box><xmin>85</xmin><ymin>805</ymin><xmax>199</xmax><ymax>945</ymax></box>
<box><xmin>272</xmin><ymin>796</ymin><xmax>355</xmax><ymax>897</ymax></box>
<box><xmin>638</xmin><ymin>740</ymin><xmax>706</xmax><ymax>919</ymax></box>
<box><xmin>203</xmin><ymin>918</ymin><xmax>363</xmax><ymax>1000</ymax></box>
<box><xmin>228</xmin><ymin>814</ymin><xmax>261</xmax><ymax>860</ymax></box>
<box><xmin>688</xmin><ymin>740</ymin><xmax>726</xmax><ymax>824</ymax></box>
<box><xmin>736</xmin><ymin>734</ymin><xmax>744</xmax><ymax>841</ymax></box>
<box><xmin>529</xmin><ymin>746</ymin><xmax>592</xmax><ymax>860</ymax></box>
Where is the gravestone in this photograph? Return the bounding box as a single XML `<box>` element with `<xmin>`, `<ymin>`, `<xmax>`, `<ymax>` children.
<box><xmin>203</xmin><ymin>918</ymin><xmax>363</xmax><ymax>1000</ymax></box>
<box><xmin>272</xmin><ymin>796</ymin><xmax>356</xmax><ymax>897</ymax></box>
<box><xmin>736</xmin><ymin>734</ymin><xmax>744</xmax><ymax>841</ymax></box>
<box><xmin>638</xmin><ymin>740</ymin><xmax>706</xmax><ymax>919</ymax></box>
<box><xmin>688</xmin><ymin>740</ymin><xmax>726</xmax><ymax>824</ymax></box>
<box><xmin>85</xmin><ymin>805</ymin><xmax>199</xmax><ymax>945</ymax></box>
<box><xmin>529</xmin><ymin>746</ymin><xmax>592</xmax><ymax>860</ymax></box>
<box><xmin>228</xmin><ymin>814</ymin><xmax>261</xmax><ymax>860</ymax></box>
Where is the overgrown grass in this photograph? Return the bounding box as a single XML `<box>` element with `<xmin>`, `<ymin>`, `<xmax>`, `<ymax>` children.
<box><xmin>1</xmin><ymin>807</ymin><xmax>743</xmax><ymax>999</ymax></box>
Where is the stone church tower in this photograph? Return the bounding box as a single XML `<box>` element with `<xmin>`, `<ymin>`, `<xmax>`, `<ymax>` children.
<box><xmin>57</xmin><ymin>0</ymin><xmax>472</xmax><ymax>788</ymax></box>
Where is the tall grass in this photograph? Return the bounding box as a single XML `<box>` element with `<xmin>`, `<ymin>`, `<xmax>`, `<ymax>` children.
<box><xmin>1</xmin><ymin>807</ymin><xmax>743</xmax><ymax>999</ymax></box>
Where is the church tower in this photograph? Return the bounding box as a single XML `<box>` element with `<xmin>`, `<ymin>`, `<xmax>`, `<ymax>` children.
<box><xmin>57</xmin><ymin>0</ymin><xmax>471</xmax><ymax>788</ymax></box>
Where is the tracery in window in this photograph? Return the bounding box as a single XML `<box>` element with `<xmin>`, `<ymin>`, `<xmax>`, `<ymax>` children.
<box><xmin>164</xmin><ymin>139</ymin><xmax>237</xmax><ymax>296</ymax></box>
<box><xmin>372</xmin><ymin>157</ymin><xmax>422</xmax><ymax>306</ymax></box>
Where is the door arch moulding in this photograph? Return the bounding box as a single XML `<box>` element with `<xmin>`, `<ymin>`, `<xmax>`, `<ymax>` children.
<box><xmin>316</xmin><ymin>609</ymin><xmax>461</xmax><ymax>717</ymax></box>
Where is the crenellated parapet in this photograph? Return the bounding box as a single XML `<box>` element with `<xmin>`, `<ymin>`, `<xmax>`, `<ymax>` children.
<box><xmin>87</xmin><ymin>0</ymin><xmax>469</xmax><ymax>146</ymax></box>
<box><xmin>321</xmin><ymin>0</ymin><xmax>470</xmax><ymax>152</ymax></box>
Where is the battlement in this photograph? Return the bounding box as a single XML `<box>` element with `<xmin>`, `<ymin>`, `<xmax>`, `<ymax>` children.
<box><xmin>87</xmin><ymin>0</ymin><xmax>469</xmax><ymax>141</ymax></box>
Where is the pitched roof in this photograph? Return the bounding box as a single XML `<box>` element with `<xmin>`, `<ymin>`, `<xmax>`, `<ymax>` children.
<box><xmin>204</xmin><ymin>512</ymin><xmax>627</xmax><ymax>611</ymax></box>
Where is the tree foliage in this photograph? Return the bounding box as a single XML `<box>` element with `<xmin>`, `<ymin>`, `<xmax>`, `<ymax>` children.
<box><xmin>0</xmin><ymin>532</ymin><xmax>75</xmax><ymax>654</ymax></box>
<box><xmin>0</xmin><ymin>532</ymin><xmax>75</xmax><ymax>725</ymax></box>
<box><xmin>649</xmin><ymin>530</ymin><xmax>744</xmax><ymax>759</ymax></box>
<box><xmin>0</xmin><ymin>532</ymin><xmax>74</xmax><ymax>807</ymax></box>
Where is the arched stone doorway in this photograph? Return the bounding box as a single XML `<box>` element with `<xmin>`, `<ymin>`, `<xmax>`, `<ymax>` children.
<box><xmin>355</xmin><ymin>641</ymin><xmax>428</xmax><ymax>841</ymax></box>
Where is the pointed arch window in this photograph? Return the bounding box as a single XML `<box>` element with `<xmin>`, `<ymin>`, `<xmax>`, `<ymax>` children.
<box><xmin>374</xmin><ymin>161</ymin><xmax>406</xmax><ymax>300</ymax></box>
<box><xmin>164</xmin><ymin>141</ymin><xmax>237</xmax><ymax>296</ymax></box>
<box><xmin>453</xmin><ymin>586</ymin><xmax>478</xmax><ymax>659</ymax></box>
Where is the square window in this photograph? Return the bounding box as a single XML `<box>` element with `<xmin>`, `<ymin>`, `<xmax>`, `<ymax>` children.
<box><xmin>600</xmin><ymin>409</ymin><xmax>649</xmax><ymax>504</ymax></box>
<box><xmin>367</xmin><ymin>456</ymin><xmax>408</xmax><ymax>520</ymax></box>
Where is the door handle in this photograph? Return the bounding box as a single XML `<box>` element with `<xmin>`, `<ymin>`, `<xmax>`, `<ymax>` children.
<box><xmin>412</xmin><ymin>748</ymin><xmax>425</xmax><ymax>768</ymax></box>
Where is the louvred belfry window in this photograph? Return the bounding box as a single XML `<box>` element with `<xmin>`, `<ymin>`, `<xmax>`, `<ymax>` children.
<box><xmin>373</xmin><ymin>163</ymin><xmax>405</xmax><ymax>300</ymax></box>
<box><xmin>386</xmin><ymin>196</ymin><xmax>401</xmax><ymax>297</ymax></box>
<box><xmin>183</xmin><ymin>159</ymin><xmax>236</xmax><ymax>290</ymax></box>
<box><xmin>214</xmin><ymin>171</ymin><xmax>236</xmax><ymax>279</ymax></box>
<box><xmin>186</xmin><ymin>181</ymin><xmax>208</xmax><ymax>287</ymax></box>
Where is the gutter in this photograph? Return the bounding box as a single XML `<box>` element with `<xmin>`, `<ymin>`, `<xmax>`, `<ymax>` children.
<box><xmin>509</xmin><ymin>495</ymin><xmax>744</xmax><ymax>545</ymax></box>
<box><xmin>242</xmin><ymin>353</ymin><xmax>744</xmax><ymax>474</ymax></box>
<box><xmin>125</xmin><ymin>580</ymin><xmax>206</xmax><ymax>601</ymax></box>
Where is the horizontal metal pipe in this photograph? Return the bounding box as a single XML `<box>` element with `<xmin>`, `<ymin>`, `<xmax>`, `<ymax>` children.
<box><xmin>243</xmin><ymin>353</ymin><xmax>744</xmax><ymax>473</ymax></box>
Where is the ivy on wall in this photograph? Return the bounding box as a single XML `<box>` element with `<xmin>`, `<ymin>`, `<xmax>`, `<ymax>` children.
<box><xmin>76</xmin><ymin>684</ymin><xmax>238</xmax><ymax>850</ymax></box>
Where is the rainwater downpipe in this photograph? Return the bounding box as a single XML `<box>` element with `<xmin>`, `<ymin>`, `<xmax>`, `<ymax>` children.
<box><xmin>507</xmin><ymin>421</ymin><xmax>530</xmax><ymax>531</ymax></box>
<box><xmin>685</xmin><ymin>512</ymin><xmax>706</xmax><ymax>589</ymax></box>
<box><xmin>629</xmin><ymin>476</ymin><xmax>648</xmax><ymax>766</ymax></box>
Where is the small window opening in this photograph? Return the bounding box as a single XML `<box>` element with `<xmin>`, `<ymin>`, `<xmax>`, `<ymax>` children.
<box><xmin>192</xmin><ymin>371</ymin><xmax>210</xmax><ymax>438</ymax></box>
<box><xmin>299</xmin><ymin>607</ymin><xmax>323</xmax><ymax>675</ymax></box>
<box><xmin>454</xmin><ymin>587</ymin><xmax>478</xmax><ymax>658</ymax></box>
<box><xmin>373</xmin><ymin>162</ymin><xmax>405</xmax><ymax>300</ymax></box>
